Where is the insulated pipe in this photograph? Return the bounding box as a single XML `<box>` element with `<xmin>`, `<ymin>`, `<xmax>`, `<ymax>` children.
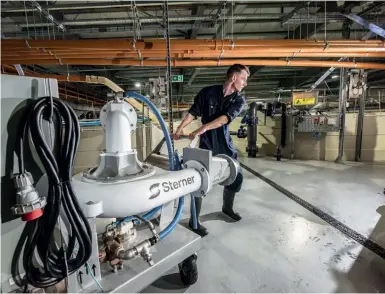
<box><xmin>3</xmin><ymin>47</ymin><xmax>384</xmax><ymax>54</ymax></box>
<box><xmin>3</xmin><ymin>58</ymin><xmax>385</xmax><ymax>69</ymax></box>
<box><xmin>247</xmin><ymin>102</ymin><xmax>258</xmax><ymax>158</ymax></box>
<box><xmin>3</xmin><ymin>51</ymin><xmax>385</xmax><ymax>59</ymax></box>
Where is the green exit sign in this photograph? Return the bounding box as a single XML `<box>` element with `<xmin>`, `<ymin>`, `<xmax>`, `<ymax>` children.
<box><xmin>172</xmin><ymin>75</ymin><xmax>184</xmax><ymax>82</ymax></box>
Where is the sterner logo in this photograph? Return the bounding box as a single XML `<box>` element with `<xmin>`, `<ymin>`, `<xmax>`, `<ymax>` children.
<box><xmin>149</xmin><ymin>183</ymin><xmax>161</xmax><ymax>199</ymax></box>
<box><xmin>148</xmin><ymin>176</ymin><xmax>195</xmax><ymax>200</ymax></box>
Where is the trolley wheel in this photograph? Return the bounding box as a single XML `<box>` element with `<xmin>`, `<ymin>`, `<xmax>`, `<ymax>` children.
<box><xmin>178</xmin><ymin>253</ymin><xmax>198</xmax><ymax>286</ymax></box>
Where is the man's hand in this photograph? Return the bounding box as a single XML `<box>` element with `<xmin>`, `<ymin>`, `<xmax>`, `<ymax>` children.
<box><xmin>172</xmin><ymin>128</ymin><xmax>183</xmax><ymax>140</ymax></box>
<box><xmin>189</xmin><ymin>126</ymin><xmax>207</xmax><ymax>140</ymax></box>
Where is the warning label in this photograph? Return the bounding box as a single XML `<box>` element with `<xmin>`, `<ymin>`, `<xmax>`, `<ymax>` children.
<box><xmin>293</xmin><ymin>97</ymin><xmax>316</xmax><ymax>105</ymax></box>
<box><xmin>292</xmin><ymin>91</ymin><xmax>317</xmax><ymax>106</ymax></box>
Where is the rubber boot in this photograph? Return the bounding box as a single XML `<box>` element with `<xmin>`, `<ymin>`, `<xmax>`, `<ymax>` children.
<box><xmin>189</xmin><ymin>197</ymin><xmax>209</xmax><ymax>237</ymax></box>
<box><xmin>222</xmin><ymin>188</ymin><xmax>242</xmax><ymax>221</ymax></box>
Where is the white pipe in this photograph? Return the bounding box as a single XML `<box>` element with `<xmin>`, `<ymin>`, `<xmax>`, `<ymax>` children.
<box><xmin>101</xmin><ymin>101</ymin><xmax>136</xmax><ymax>153</ymax></box>
<box><xmin>72</xmin><ymin>169</ymin><xmax>201</xmax><ymax>218</ymax></box>
<box><xmin>210</xmin><ymin>157</ymin><xmax>231</xmax><ymax>186</ymax></box>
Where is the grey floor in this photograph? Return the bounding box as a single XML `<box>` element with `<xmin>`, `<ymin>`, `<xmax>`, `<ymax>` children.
<box><xmin>142</xmin><ymin>157</ymin><xmax>385</xmax><ymax>293</ymax></box>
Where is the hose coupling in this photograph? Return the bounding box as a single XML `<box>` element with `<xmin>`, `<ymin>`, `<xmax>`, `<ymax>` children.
<box><xmin>11</xmin><ymin>172</ymin><xmax>47</xmax><ymax>221</ymax></box>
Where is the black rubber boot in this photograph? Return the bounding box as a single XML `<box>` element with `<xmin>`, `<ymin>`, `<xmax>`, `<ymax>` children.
<box><xmin>222</xmin><ymin>188</ymin><xmax>242</xmax><ymax>221</ymax></box>
<box><xmin>189</xmin><ymin>197</ymin><xmax>209</xmax><ymax>237</ymax></box>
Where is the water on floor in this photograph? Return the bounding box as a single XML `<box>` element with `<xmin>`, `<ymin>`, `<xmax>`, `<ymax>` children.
<box><xmin>142</xmin><ymin>157</ymin><xmax>385</xmax><ymax>293</ymax></box>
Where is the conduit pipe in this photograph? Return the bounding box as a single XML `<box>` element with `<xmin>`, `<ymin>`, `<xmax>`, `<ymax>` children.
<box><xmin>4</xmin><ymin>58</ymin><xmax>384</xmax><ymax>69</ymax></box>
<box><xmin>2</xmin><ymin>39</ymin><xmax>384</xmax><ymax>48</ymax></box>
<box><xmin>3</xmin><ymin>51</ymin><xmax>385</xmax><ymax>60</ymax></box>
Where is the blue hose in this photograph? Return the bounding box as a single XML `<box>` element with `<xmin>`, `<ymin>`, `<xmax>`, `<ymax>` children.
<box><xmin>124</xmin><ymin>92</ymin><xmax>174</xmax><ymax>170</ymax></box>
<box><xmin>79</xmin><ymin>118</ymin><xmax>149</xmax><ymax>127</ymax></box>
<box><xmin>158</xmin><ymin>151</ymin><xmax>184</xmax><ymax>240</ymax></box>
<box><xmin>113</xmin><ymin>92</ymin><xmax>188</xmax><ymax>240</ymax></box>
<box><xmin>191</xmin><ymin>195</ymin><xmax>198</xmax><ymax>230</ymax></box>
<box><xmin>112</xmin><ymin>92</ymin><xmax>175</xmax><ymax>227</ymax></box>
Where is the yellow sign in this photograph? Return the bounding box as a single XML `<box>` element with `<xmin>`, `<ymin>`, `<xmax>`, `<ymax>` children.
<box><xmin>292</xmin><ymin>91</ymin><xmax>318</xmax><ymax>106</ymax></box>
<box><xmin>293</xmin><ymin>97</ymin><xmax>316</xmax><ymax>105</ymax></box>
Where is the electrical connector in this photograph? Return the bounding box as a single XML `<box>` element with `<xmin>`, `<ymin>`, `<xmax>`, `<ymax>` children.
<box><xmin>11</xmin><ymin>172</ymin><xmax>46</xmax><ymax>221</ymax></box>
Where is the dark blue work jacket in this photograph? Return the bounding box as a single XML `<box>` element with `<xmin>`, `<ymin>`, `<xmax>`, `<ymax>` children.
<box><xmin>188</xmin><ymin>85</ymin><xmax>246</xmax><ymax>159</ymax></box>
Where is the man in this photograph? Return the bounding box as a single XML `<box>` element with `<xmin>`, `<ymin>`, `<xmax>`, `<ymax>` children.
<box><xmin>173</xmin><ymin>64</ymin><xmax>249</xmax><ymax>237</ymax></box>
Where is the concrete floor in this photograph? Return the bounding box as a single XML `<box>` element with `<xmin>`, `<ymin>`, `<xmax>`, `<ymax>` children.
<box><xmin>142</xmin><ymin>157</ymin><xmax>385</xmax><ymax>293</ymax></box>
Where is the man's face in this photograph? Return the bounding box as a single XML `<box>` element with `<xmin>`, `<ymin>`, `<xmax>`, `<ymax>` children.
<box><xmin>232</xmin><ymin>69</ymin><xmax>248</xmax><ymax>92</ymax></box>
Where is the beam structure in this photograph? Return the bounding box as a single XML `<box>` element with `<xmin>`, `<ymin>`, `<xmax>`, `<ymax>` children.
<box><xmin>186</xmin><ymin>69</ymin><xmax>201</xmax><ymax>87</ymax></box>
<box><xmin>188</xmin><ymin>5</ymin><xmax>205</xmax><ymax>39</ymax></box>
<box><xmin>285</xmin><ymin>2</ymin><xmax>338</xmax><ymax>39</ymax></box>
<box><xmin>343</xmin><ymin>13</ymin><xmax>385</xmax><ymax>38</ymax></box>
<box><xmin>307</xmin><ymin>21</ymin><xmax>385</xmax><ymax>91</ymax></box>
<box><xmin>215</xmin><ymin>4</ymin><xmax>247</xmax><ymax>39</ymax></box>
<box><xmin>281</xmin><ymin>2</ymin><xmax>309</xmax><ymax>25</ymax></box>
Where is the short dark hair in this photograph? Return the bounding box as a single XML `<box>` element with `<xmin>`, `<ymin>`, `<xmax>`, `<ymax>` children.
<box><xmin>226</xmin><ymin>64</ymin><xmax>250</xmax><ymax>80</ymax></box>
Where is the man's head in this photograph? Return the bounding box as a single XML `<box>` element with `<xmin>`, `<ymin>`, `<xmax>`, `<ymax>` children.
<box><xmin>226</xmin><ymin>64</ymin><xmax>249</xmax><ymax>92</ymax></box>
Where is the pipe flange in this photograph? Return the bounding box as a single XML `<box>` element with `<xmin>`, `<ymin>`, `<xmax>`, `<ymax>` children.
<box><xmin>100</xmin><ymin>100</ymin><xmax>137</xmax><ymax>134</ymax></box>
<box><xmin>216</xmin><ymin>154</ymin><xmax>240</xmax><ymax>186</ymax></box>
<box><xmin>184</xmin><ymin>160</ymin><xmax>211</xmax><ymax>198</ymax></box>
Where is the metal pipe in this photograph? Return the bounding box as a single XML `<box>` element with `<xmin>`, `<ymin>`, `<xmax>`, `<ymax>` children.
<box><xmin>247</xmin><ymin>102</ymin><xmax>258</xmax><ymax>158</ymax></box>
<box><xmin>1</xmin><ymin>2</ymin><xmax>198</xmax><ymax>13</ymax></box>
<box><xmin>3</xmin><ymin>51</ymin><xmax>384</xmax><ymax>60</ymax></box>
<box><xmin>355</xmin><ymin>70</ymin><xmax>367</xmax><ymax>162</ymax></box>
<box><xmin>3</xmin><ymin>58</ymin><xmax>384</xmax><ymax>69</ymax></box>
<box><xmin>3</xmin><ymin>39</ymin><xmax>384</xmax><ymax>50</ymax></box>
<box><xmin>335</xmin><ymin>68</ymin><xmax>347</xmax><ymax>163</ymax></box>
<box><xmin>6</xmin><ymin>13</ymin><xmax>377</xmax><ymax>28</ymax></box>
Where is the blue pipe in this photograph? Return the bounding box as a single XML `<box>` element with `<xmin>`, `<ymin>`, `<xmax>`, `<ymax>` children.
<box><xmin>79</xmin><ymin>117</ymin><xmax>149</xmax><ymax>127</ymax></box>
<box><xmin>79</xmin><ymin>121</ymin><xmax>101</xmax><ymax>126</ymax></box>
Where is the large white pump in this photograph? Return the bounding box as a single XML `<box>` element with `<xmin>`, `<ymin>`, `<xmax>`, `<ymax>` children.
<box><xmin>72</xmin><ymin>96</ymin><xmax>239</xmax><ymax>218</ymax></box>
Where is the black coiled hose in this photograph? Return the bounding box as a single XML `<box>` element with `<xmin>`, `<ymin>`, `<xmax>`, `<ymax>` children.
<box><xmin>17</xmin><ymin>96</ymin><xmax>92</xmax><ymax>288</ymax></box>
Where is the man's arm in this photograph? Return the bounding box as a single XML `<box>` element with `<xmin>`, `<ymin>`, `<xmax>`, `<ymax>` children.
<box><xmin>173</xmin><ymin>113</ymin><xmax>195</xmax><ymax>139</ymax></box>
<box><xmin>188</xmin><ymin>115</ymin><xmax>228</xmax><ymax>139</ymax></box>
<box><xmin>173</xmin><ymin>90</ymin><xmax>203</xmax><ymax>139</ymax></box>
<box><xmin>189</xmin><ymin>97</ymin><xmax>246</xmax><ymax>139</ymax></box>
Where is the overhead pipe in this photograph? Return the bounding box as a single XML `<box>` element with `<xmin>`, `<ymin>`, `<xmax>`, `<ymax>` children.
<box><xmin>3</xmin><ymin>51</ymin><xmax>384</xmax><ymax>60</ymax></box>
<box><xmin>1</xmin><ymin>13</ymin><xmax>366</xmax><ymax>28</ymax></box>
<box><xmin>2</xmin><ymin>39</ymin><xmax>384</xmax><ymax>51</ymax></box>
<box><xmin>3</xmin><ymin>11</ymin><xmax>384</xmax><ymax>28</ymax></box>
<box><xmin>3</xmin><ymin>57</ymin><xmax>384</xmax><ymax>69</ymax></box>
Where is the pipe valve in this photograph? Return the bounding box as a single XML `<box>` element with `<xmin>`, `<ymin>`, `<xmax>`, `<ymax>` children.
<box><xmin>11</xmin><ymin>172</ymin><xmax>47</xmax><ymax>221</ymax></box>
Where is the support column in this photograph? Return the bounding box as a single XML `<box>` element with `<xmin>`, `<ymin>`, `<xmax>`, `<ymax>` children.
<box><xmin>355</xmin><ymin>71</ymin><xmax>367</xmax><ymax>162</ymax></box>
<box><xmin>335</xmin><ymin>68</ymin><xmax>347</xmax><ymax>163</ymax></box>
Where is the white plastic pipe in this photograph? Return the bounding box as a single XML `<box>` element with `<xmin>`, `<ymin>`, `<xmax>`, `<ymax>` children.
<box><xmin>210</xmin><ymin>157</ymin><xmax>231</xmax><ymax>185</ymax></box>
<box><xmin>101</xmin><ymin>101</ymin><xmax>137</xmax><ymax>153</ymax></box>
<box><xmin>72</xmin><ymin>169</ymin><xmax>201</xmax><ymax>217</ymax></box>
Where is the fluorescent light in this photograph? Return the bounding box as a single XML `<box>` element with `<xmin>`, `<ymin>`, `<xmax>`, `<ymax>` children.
<box><xmin>135</xmin><ymin>82</ymin><xmax>141</xmax><ymax>88</ymax></box>
<box><xmin>331</xmin><ymin>75</ymin><xmax>339</xmax><ymax>79</ymax></box>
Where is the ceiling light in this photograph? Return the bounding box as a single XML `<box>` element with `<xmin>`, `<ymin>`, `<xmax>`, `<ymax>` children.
<box><xmin>331</xmin><ymin>75</ymin><xmax>339</xmax><ymax>79</ymax></box>
<box><xmin>135</xmin><ymin>82</ymin><xmax>141</xmax><ymax>88</ymax></box>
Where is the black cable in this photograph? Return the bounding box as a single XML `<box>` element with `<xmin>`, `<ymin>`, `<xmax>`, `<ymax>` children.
<box><xmin>15</xmin><ymin>96</ymin><xmax>92</xmax><ymax>288</ymax></box>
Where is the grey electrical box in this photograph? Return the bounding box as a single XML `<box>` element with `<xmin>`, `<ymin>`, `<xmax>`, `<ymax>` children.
<box><xmin>1</xmin><ymin>75</ymin><xmax>59</xmax><ymax>293</ymax></box>
<box><xmin>348</xmin><ymin>69</ymin><xmax>367</xmax><ymax>99</ymax></box>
